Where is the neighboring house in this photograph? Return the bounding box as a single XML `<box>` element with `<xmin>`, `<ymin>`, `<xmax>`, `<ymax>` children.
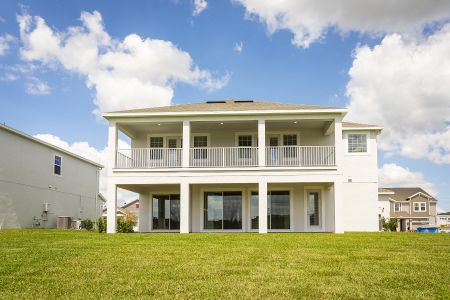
<box><xmin>0</xmin><ymin>124</ymin><xmax>103</xmax><ymax>229</ymax></box>
<box><xmin>378</xmin><ymin>188</ymin><xmax>395</xmax><ymax>230</ymax></box>
<box><xmin>378</xmin><ymin>187</ymin><xmax>438</xmax><ymax>231</ymax></box>
<box><xmin>103</xmin><ymin>100</ymin><xmax>382</xmax><ymax>233</ymax></box>
<box><xmin>102</xmin><ymin>199</ymin><xmax>139</xmax><ymax>217</ymax></box>
<box><xmin>437</xmin><ymin>212</ymin><xmax>450</xmax><ymax>227</ymax></box>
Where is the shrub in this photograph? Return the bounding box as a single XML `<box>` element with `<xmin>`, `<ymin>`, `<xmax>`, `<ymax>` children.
<box><xmin>382</xmin><ymin>217</ymin><xmax>398</xmax><ymax>232</ymax></box>
<box><xmin>81</xmin><ymin>218</ymin><xmax>94</xmax><ymax>231</ymax></box>
<box><xmin>117</xmin><ymin>213</ymin><xmax>137</xmax><ymax>233</ymax></box>
<box><xmin>97</xmin><ymin>217</ymin><xmax>106</xmax><ymax>233</ymax></box>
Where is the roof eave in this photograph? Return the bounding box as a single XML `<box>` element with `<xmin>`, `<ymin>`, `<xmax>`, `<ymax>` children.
<box><xmin>102</xmin><ymin>108</ymin><xmax>348</xmax><ymax>119</ymax></box>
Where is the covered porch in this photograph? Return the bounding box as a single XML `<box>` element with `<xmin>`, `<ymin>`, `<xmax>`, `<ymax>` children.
<box><xmin>109</xmin><ymin>181</ymin><xmax>343</xmax><ymax>233</ymax></box>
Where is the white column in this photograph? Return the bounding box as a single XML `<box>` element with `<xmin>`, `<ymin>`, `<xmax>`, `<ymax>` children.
<box><xmin>258</xmin><ymin>180</ymin><xmax>268</xmax><ymax>233</ymax></box>
<box><xmin>138</xmin><ymin>193</ymin><xmax>150</xmax><ymax>232</ymax></box>
<box><xmin>182</xmin><ymin>120</ymin><xmax>190</xmax><ymax>168</ymax></box>
<box><xmin>180</xmin><ymin>182</ymin><xmax>190</xmax><ymax>233</ymax></box>
<box><xmin>334</xmin><ymin>119</ymin><xmax>343</xmax><ymax>169</ymax></box>
<box><xmin>108</xmin><ymin>121</ymin><xmax>118</xmax><ymax>171</ymax></box>
<box><xmin>334</xmin><ymin>180</ymin><xmax>344</xmax><ymax>233</ymax></box>
<box><xmin>258</xmin><ymin>119</ymin><xmax>266</xmax><ymax>167</ymax></box>
<box><xmin>106</xmin><ymin>181</ymin><xmax>117</xmax><ymax>233</ymax></box>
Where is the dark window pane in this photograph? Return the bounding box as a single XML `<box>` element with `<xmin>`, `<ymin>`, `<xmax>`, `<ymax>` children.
<box><xmin>251</xmin><ymin>192</ymin><xmax>259</xmax><ymax>230</ymax></box>
<box><xmin>150</xmin><ymin>137</ymin><xmax>164</xmax><ymax>148</ymax></box>
<box><xmin>204</xmin><ymin>192</ymin><xmax>222</xmax><ymax>230</ymax></box>
<box><xmin>170</xmin><ymin>194</ymin><xmax>180</xmax><ymax>230</ymax></box>
<box><xmin>308</xmin><ymin>192</ymin><xmax>319</xmax><ymax>226</ymax></box>
<box><xmin>54</xmin><ymin>165</ymin><xmax>61</xmax><ymax>175</ymax></box>
<box><xmin>194</xmin><ymin>136</ymin><xmax>208</xmax><ymax>147</ymax></box>
<box><xmin>270</xmin><ymin>191</ymin><xmax>290</xmax><ymax>229</ymax></box>
<box><xmin>223</xmin><ymin>192</ymin><xmax>242</xmax><ymax>229</ymax></box>
<box><xmin>54</xmin><ymin>155</ymin><xmax>62</xmax><ymax>165</ymax></box>
<box><xmin>153</xmin><ymin>195</ymin><xmax>171</xmax><ymax>230</ymax></box>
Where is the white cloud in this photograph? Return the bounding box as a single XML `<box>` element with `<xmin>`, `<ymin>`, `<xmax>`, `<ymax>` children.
<box><xmin>33</xmin><ymin>134</ymin><xmax>136</xmax><ymax>206</ymax></box>
<box><xmin>233</xmin><ymin>41</ymin><xmax>243</xmax><ymax>53</ymax></box>
<box><xmin>0</xmin><ymin>34</ymin><xmax>15</xmax><ymax>56</ymax></box>
<box><xmin>379</xmin><ymin>163</ymin><xmax>437</xmax><ymax>197</ymax></box>
<box><xmin>26</xmin><ymin>76</ymin><xmax>51</xmax><ymax>95</ymax></box>
<box><xmin>17</xmin><ymin>10</ymin><xmax>227</xmax><ymax>116</ymax></box>
<box><xmin>234</xmin><ymin>0</ymin><xmax>450</xmax><ymax>48</ymax></box>
<box><xmin>193</xmin><ymin>0</ymin><xmax>208</xmax><ymax>16</ymax></box>
<box><xmin>347</xmin><ymin>25</ymin><xmax>450</xmax><ymax>164</ymax></box>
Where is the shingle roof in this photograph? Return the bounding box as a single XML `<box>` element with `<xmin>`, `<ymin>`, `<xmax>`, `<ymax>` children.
<box><xmin>378</xmin><ymin>188</ymin><xmax>394</xmax><ymax>194</ymax></box>
<box><xmin>380</xmin><ymin>187</ymin><xmax>436</xmax><ymax>202</ymax></box>
<box><xmin>438</xmin><ymin>211</ymin><xmax>450</xmax><ymax>215</ymax></box>
<box><xmin>108</xmin><ymin>100</ymin><xmax>342</xmax><ymax>114</ymax></box>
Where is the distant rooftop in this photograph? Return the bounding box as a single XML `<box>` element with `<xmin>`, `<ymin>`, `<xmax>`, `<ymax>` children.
<box><xmin>379</xmin><ymin>187</ymin><xmax>436</xmax><ymax>202</ymax></box>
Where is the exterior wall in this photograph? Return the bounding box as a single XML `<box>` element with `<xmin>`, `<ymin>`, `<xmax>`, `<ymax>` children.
<box><xmin>0</xmin><ymin>128</ymin><xmax>101</xmax><ymax>228</ymax></box>
<box><xmin>378</xmin><ymin>195</ymin><xmax>391</xmax><ymax>220</ymax></box>
<box><xmin>390</xmin><ymin>202</ymin><xmax>410</xmax><ymax>218</ymax></box>
<box><xmin>140</xmin><ymin>182</ymin><xmax>332</xmax><ymax>232</ymax></box>
<box><xmin>131</xmin><ymin>128</ymin><xmax>334</xmax><ymax>148</ymax></box>
<box><xmin>342</xmin><ymin>131</ymin><xmax>379</xmax><ymax>231</ymax></box>
<box><xmin>410</xmin><ymin>194</ymin><xmax>434</xmax><ymax>218</ymax></box>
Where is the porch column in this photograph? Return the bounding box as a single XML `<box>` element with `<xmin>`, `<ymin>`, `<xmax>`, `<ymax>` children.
<box><xmin>334</xmin><ymin>119</ymin><xmax>343</xmax><ymax>169</ymax></box>
<box><xmin>258</xmin><ymin>180</ymin><xmax>268</xmax><ymax>233</ymax></box>
<box><xmin>106</xmin><ymin>181</ymin><xmax>117</xmax><ymax>233</ymax></box>
<box><xmin>182</xmin><ymin>120</ymin><xmax>190</xmax><ymax>168</ymax></box>
<box><xmin>138</xmin><ymin>193</ymin><xmax>150</xmax><ymax>232</ymax></box>
<box><xmin>108</xmin><ymin>121</ymin><xmax>118</xmax><ymax>169</ymax></box>
<box><xmin>180</xmin><ymin>182</ymin><xmax>190</xmax><ymax>233</ymax></box>
<box><xmin>334</xmin><ymin>180</ymin><xmax>344</xmax><ymax>233</ymax></box>
<box><xmin>258</xmin><ymin>119</ymin><xmax>266</xmax><ymax>167</ymax></box>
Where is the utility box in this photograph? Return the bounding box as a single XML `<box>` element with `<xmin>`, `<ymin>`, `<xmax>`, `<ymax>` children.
<box><xmin>57</xmin><ymin>216</ymin><xmax>72</xmax><ymax>229</ymax></box>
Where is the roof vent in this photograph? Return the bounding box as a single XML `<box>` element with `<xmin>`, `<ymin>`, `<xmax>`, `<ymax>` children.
<box><xmin>206</xmin><ymin>100</ymin><xmax>226</xmax><ymax>104</ymax></box>
<box><xmin>233</xmin><ymin>100</ymin><xmax>254</xmax><ymax>103</ymax></box>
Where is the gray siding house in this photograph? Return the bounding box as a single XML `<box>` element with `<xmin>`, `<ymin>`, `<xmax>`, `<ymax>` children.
<box><xmin>0</xmin><ymin>124</ymin><xmax>103</xmax><ymax>228</ymax></box>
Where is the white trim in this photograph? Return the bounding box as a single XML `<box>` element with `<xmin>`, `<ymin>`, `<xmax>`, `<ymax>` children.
<box><xmin>342</xmin><ymin>126</ymin><xmax>383</xmax><ymax>131</ymax></box>
<box><xmin>408</xmin><ymin>192</ymin><xmax>434</xmax><ymax>200</ymax></box>
<box><xmin>53</xmin><ymin>154</ymin><xmax>62</xmax><ymax>177</ymax></box>
<box><xmin>0</xmin><ymin>123</ymin><xmax>103</xmax><ymax>168</ymax></box>
<box><xmin>304</xmin><ymin>186</ymin><xmax>325</xmax><ymax>232</ymax></box>
<box><xmin>394</xmin><ymin>202</ymin><xmax>402</xmax><ymax>212</ymax></box>
<box><xmin>103</xmin><ymin>108</ymin><xmax>349</xmax><ymax>118</ymax></box>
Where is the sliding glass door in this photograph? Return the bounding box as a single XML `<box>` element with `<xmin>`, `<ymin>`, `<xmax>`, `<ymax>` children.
<box><xmin>204</xmin><ymin>191</ymin><xmax>242</xmax><ymax>230</ymax></box>
<box><xmin>251</xmin><ymin>191</ymin><xmax>290</xmax><ymax>230</ymax></box>
<box><xmin>152</xmin><ymin>194</ymin><xmax>180</xmax><ymax>230</ymax></box>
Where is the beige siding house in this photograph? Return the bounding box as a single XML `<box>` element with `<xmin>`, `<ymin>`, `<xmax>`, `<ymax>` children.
<box><xmin>378</xmin><ymin>187</ymin><xmax>438</xmax><ymax>231</ymax></box>
<box><xmin>0</xmin><ymin>124</ymin><xmax>103</xmax><ymax>228</ymax></box>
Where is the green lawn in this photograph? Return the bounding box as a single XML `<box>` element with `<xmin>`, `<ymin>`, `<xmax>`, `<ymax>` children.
<box><xmin>0</xmin><ymin>230</ymin><xmax>449</xmax><ymax>299</ymax></box>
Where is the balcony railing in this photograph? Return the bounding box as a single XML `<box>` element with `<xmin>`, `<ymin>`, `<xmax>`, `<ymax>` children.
<box><xmin>116</xmin><ymin>148</ymin><xmax>182</xmax><ymax>168</ymax></box>
<box><xmin>115</xmin><ymin>146</ymin><xmax>335</xmax><ymax>169</ymax></box>
<box><xmin>266</xmin><ymin>146</ymin><xmax>335</xmax><ymax>167</ymax></box>
<box><xmin>189</xmin><ymin>147</ymin><xmax>258</xmax><ymax>167</ymax></box>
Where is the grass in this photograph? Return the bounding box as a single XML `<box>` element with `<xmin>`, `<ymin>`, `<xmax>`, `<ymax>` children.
<box><xmin>0</xmin><ymin>230</ymin><xmax>449</xmax><ymax>299</ymax></box>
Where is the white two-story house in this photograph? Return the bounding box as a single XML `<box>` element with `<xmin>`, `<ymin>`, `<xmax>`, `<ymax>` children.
<box><xmin>103</xmin><ymin>100</ymin><xmax>382</xmax><ymax>233</ymax></box>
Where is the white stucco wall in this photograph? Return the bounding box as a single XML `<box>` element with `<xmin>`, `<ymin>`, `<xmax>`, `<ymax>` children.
<box><xmin>378</xmin><ymin>194</ymin><xmax>391</xmax><ymax>220</ymax></box>
<box><xmin>0</xmin><ymin>127</ymin><xmax>102</xmax><ymax>228</ymax></box>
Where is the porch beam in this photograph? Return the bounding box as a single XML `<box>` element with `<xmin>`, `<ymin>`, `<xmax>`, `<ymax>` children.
<box><xmin>180</xmin><ymin>182</ymin><xmax>190</xmax><ymax>233</ymax></box>
<box><xmin>323</xmin><ymin>121</ymin><xmax>334</xmax><ymax>136</ymax></box>
<box><xmin>117</xmin><ymin>124</ymin><xmax>137</xmax><ymax>139</ymax></box>
<box><xmin>106</xmin><ymin>181</ymin><xmax>117</xmax><ymax>233</ymax></box>
<box><xmin>258</xmin><ymin>180</ymin><xmax>268</xmax><ymax>233</ymax></box>
<box><xmin>334</xmin><ymin>180</ymin><xmax>344</xmax><ymax>233</ymax></box>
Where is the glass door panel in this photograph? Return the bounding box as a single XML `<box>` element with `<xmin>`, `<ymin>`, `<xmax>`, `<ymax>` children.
<box><xmin>251</xmin><ymin>192</ymin><xmax>259</xmax><ymax>230</ymax></box>
<box><xmin>152</xmin><ymin>194</ymin><xmax>180</xmax><ymax>230</ymax></box>
<box><xmin>223</xmin><ymin>192</ymin><xmax>242</xmax><ymax>229</ymax></box>
<box><xmin>270</xmin><ymin>191</ymin><xmax>290</xmax><ymax>229</ymax></box>
<box><xmin>204</xmin><ymin>192</ymin><xmax>242</xmax><ymax>230</ymax></box>
<box><xmin>204</xmin><ymin>192</ymin><xmax>223</xmax><ymax>229</ymax></box>
<box><xmin>170</xmin><ymin>194</ymin><xmax>180</xmax><ymax>230</ymax></box>
<box><xmin>308</xmin><ymin>192</ymin><xmax>320</xmax><ymax>226</ymax></box>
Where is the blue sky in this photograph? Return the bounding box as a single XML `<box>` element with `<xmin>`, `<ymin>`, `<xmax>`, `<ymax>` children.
<box><xmin>0</xmin><ymin>1</ymin><xmax>449</xmax><ymax>209</ymax></box>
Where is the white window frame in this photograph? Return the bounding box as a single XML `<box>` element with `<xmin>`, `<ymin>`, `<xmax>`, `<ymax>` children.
<box><xmin>304</xmin><ymin>186</ymin><xmax>325</xmax><ymax>232</ymax></box>
<box><xmin>394</xmin><ymin>202</ymin><xmax>401</xmax><ymax>212</ymax></box>
<box><xmin>265</xmin><ymin>131</ymin><xmax>300</xmax><ymax>146</ymax></box>
<box><xmin>234</xmin><ymin>132</ymin><xmax>257</xmax><ymax>147</ymax></box>
<box><xmin>345</xmin><ymin>131</ymin><xmax>369</xmax><ymax>155</ymax></box>
<box><xmin>191</xmin><ymin>133</ymin><xmax>211</xmax><ymax>147</ymax></box>
<box><xmin>414</xmin><ymin>202</ymin><xmax>427</xmax><ymax>212</ymax></box>
<box><xmin>53</xmin><ymin>154</ymin><xmax>62</xmax><ymax>177</ymax></box>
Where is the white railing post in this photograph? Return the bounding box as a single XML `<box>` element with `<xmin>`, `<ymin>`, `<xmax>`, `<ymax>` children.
<box><xmin>182</xmin><ymin>120</ymin><xmax>190</xmax><ymax>168</ymax></box>
<box><xmin>258</xmin><ymin>119</ymin><xmax>266</xmax><ymax>167</ymax></box>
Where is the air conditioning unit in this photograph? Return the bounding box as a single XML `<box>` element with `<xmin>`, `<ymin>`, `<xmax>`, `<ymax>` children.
<box><xmin>57</xmin><ymin>216</ymin><xmax>72</xmax><ymax>229</ymax></box>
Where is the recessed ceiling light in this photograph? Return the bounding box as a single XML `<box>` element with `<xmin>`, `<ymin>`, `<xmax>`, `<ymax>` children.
<box><xmin>220</xmin><ymin>122</ymin><xmax>224</xmax><ymax>125</ymax></box>
<box><xmin>157</xmin><ymin>123</ymin><xmax>161</xmax><ymax>126</ymax></box>
<box><xmin>294</xmin><ymin>121</ymin><xmax>298</xmax><ymax>124</ymax></box>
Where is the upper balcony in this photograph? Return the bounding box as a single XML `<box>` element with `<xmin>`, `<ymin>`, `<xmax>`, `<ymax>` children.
<box><xmin>112</xmin><ymin>118</ymin><xmax>338</xmax><ymax>170</ymax></box>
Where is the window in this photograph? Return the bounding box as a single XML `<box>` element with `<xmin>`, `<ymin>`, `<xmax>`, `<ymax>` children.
<box><xmin>204</xmin><ymin>192</ymin><xmax>242</xmax><ymax>230</ymax></box>
<box><xmin>193</xmin><ymin>136</ymin><xmax>208</xmax><ymax>159</ymax></box>
<box><xmin>414</xmin><ymin>202</ymin><xmax>426</xmax><ymax>212</ymax></box>
<box><xmin>54</xmin><ymin>155</ymin><xmax>62</xmax><ymax>176</ymax></box>
<box><xmin>308</xmin><ymin>192</ymin><xmax>320</xmax><ymax>226</ymax></box>
<box><xmin>283</xmin><ymin>134</ymin><xmax>297</xmax><ymax>158</ymax></box>
<box><xmin>238</xmin><ymin>135</ymin><xmax>252</xmax><ymax>159</ymax></box>
<box><xmin>250</xmin><ymin>191</ymin><xmax>290</xmax><ymax>230</ymax></box>
<box><xmin>394</xmin><ymin>202</ymin><xmax>401</xmax><ymax>212</ymax></box>
<box><xmin>348</xmin><ymin>133</ymin><xmax>367</xmax><ymax>153</ymax></box>
<box><xmin>150</xmin><ymin>137</ymin><xmax>164</xmax><ymax>160</ymax></box>
<box><xmin>152</xmin><ymin>194</ymin><xmax>180</xmax><ymax>230</ymax></box>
